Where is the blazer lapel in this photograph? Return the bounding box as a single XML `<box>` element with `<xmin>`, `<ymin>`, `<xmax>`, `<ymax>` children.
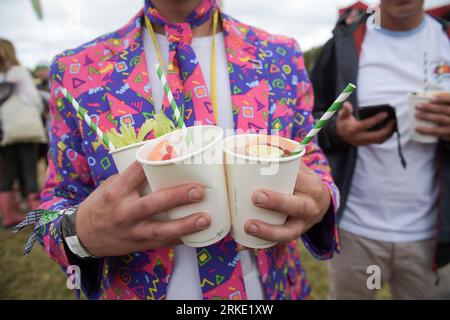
<box><xmin>222</xmin><ymin>14</ymin><xmax>269</xmax><ymax>133</ymax></box>
<box><xmin>102</xmin><ymin>10</ymin><xmax>156</xmax><ymax>131</ymax></box>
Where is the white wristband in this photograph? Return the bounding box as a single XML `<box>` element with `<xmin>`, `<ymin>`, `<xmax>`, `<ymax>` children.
<box><xmin>64</xmin><ymin>235</ymin><xmax>92</xmax><ymax>259</ymax></box>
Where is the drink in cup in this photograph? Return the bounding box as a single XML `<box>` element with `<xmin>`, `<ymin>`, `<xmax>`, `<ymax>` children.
<box><xmin>409</xmin><ymin>91</ymin><xmax>450</xmax><ymax>143</ymax></box>
<box><xmin>223</xmin><ymin>134</ymin><xmax>305</xmax><ymax>249</ymax></box>
<box><xmin>136</xmin><ymin>125</ymin><xmax>231</xmax><ymax>247</ymax></box>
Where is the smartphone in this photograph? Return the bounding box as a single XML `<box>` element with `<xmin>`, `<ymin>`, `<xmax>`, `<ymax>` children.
<box><xmin>358</xmin><ymin>104</ymin><xmax>397</xmax><ymax>131</ymax></box>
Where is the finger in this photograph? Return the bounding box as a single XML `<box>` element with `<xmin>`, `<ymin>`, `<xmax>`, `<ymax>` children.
<box><xmin>415</xmin><ymin>111</ymin><xmax>450</xmax><ymax>126</ymax></box>
<box><xmin>244</xmin><ymin>217</ymin><xmax>306</xmax><ymax>243</ymax></box>
<box><xmin>134</xmin><ymin>212</ymin><xmax>211</xmax><ymax>242</ymax></box>
<box><xmin>416</xmin><ymin>103</ymin><xmax>450</xmax><ymax>116</ymax></box>
<box><xmin>416</xmin><ymin>125</ymin><xmax>450</xmax><ymax>138</ymax></box>
<box><xmin>338</xmin><ymin>102</ymin><xmax>353</xmax><ymax>121</ymax></box>
<box><xmin>295</xmin><ymin>163</ymin><xmax>323</xmax><ymax>195</ymax></box>
<box><xmin>431</xmin><ymin>94</ymin><xmax>450</xmax><ymax>105</ymax></box>
<box><xmin>297</xmin><ymin>159</ymin><xmax>315</xmax><ymax>175</ymax></box>
<box><xmin>132</xmin><ymin>183</ymin><xmax>205</xmax><ymax>221</ymax></box>
<box><xmin>99</xmin><ymin>174</ymin><xmax>120</xmax><ymax>188</ymax></box>
<box><xmin>117</xmin><ymin>161</ymin><xmax>147</xmax><ymax>193</ymax></box>
<box><xmin>356</xmin><ymin>120</ymin><xmax>396</xmax><ymax>145</ymax></box>
<box><xmin>252</xmin><ymin>189</ymin><xmax>317</xmax><ymax>219</ymax></box>
<box><xmin>355</xmin><ymin>112</ymin><xmax>389</xmax><ymax>131</ymax></box>
<box><xmin>172</xmin><ymin>238</ymin><xmax>184</xmax><ymax>246</ymax></box>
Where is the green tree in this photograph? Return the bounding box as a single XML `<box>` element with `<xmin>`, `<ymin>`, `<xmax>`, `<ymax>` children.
<box><xmin>303</xmin><ymin>46</ymin><xmax>323</xmax><ymax>73</ymax></box>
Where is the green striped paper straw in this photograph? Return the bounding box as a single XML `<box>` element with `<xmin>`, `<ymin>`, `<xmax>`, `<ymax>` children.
<box><xmin>60</xmin><ymin>88</ymin><xmax>116</xmax><ymax>152</ymax></box>
<box><xmin>155</xmin><ymin>63</ymin><xmax>192</xmax><ymax>146</ymax></box>
<box><xmin>301</xmin><ymin>83</ymin><xmax>356</xmax><ymax>145</ymax></box>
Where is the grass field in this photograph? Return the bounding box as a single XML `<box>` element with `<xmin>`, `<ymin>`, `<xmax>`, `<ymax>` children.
<box><xmin>0</xmin><ymin>226</ymin><xmax>391</xmax><ymax>300</ymax></box>
<box><xmin>0</xmin><ymin>227</ymin><xmax>74</xmax><ymax>299</ymax></box>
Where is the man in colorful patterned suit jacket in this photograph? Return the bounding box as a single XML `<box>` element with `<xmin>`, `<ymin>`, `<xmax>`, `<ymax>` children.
<box><xmin>32</xmin><ymin>0</ymin><xmax>340</xmax><ymax>300</ymax></box>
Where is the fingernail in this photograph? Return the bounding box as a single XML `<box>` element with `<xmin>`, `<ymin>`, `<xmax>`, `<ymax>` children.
<box><xmin>247</xmin><ymin>223</ymin><xmax>258</xmax><ymax>234</ymax></box>
<box><xmin>196</xmin><ymin>217</ymin><xmax>209</xmax><ymax>229</ymax></box>
<box><xmin>188</xmin><ymin>187</ymin><xmax>201</xmax><ymax>201</ymax></box>
<box><xmin>255</xmin><ymin>191</ymin><xmax>268</xmax><ymax>206</ymax></box>
<box><xmin>416</xmin><ymin>104</ymin><xmax>423</xmax><ymax>109</ymax></box>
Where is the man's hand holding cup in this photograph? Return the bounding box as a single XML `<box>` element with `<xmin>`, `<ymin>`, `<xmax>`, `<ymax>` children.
<box><xmin>415</xmin><ymin>93</ymin><xmax>450</xmax><ymax>141</ymax></box>
<box><xmin>76</xmin><ymin>161</ymin><xmax>211</xmax><ymax>257</ymax></box>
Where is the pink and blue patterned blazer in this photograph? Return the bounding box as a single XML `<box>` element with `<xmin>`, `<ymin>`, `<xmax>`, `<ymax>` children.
<box><xmin>39</xmin><ymin>8</ymin><xmax>340</xmax><ymax>300</ymax></box>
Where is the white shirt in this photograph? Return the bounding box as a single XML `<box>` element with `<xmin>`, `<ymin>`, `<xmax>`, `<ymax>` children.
<box><xmin>341</xmin><ymin>15</ymin><xmax>450</xmax><ymax>242</ymax></box>
<box><xmin>143</xmin><ymin>28</ymin><xmax>264</xmax><ymax>299</ymax></box>
<box><xmin>0</xmin><ymin>65</ymin><xmax>43</xmax><ymax>112</ymax></box>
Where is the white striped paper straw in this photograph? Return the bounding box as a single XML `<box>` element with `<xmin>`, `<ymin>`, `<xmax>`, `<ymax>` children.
<box><xmin>155</xmin><ymin>63</ymin><xmax>192</xmax><ymax>146</ymax></box>
<box><xmin>301</xmin><ymin>83</ymin><xmax>356</xmax><ymax>145</ymax></box>
<box><xmin>60</xmin><ymin>88</ymin><xmax>116</xmax><ymax>151</ymax></box>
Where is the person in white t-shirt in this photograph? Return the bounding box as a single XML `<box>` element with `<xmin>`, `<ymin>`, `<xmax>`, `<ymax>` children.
<box><xmin>311</xmin><ymin>0</ymin><xmax>450</xmax><ymax>299</ymax></box>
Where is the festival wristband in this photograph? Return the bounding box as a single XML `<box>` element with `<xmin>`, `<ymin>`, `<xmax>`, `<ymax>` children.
<box><xmin>61</xmin><ymin>207</ymin><xmax>98</xmax><ymax>259</ymax></box>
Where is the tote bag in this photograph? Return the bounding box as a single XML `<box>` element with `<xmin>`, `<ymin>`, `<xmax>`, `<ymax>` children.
<box><xmin>0</xmin><ymin>93</ymin><xmax>47</xmax><ymax>146</ymax></box>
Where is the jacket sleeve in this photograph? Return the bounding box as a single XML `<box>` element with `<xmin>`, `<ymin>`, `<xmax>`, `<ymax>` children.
<box><xmin>310</xmin><ymin>38</ymin><xmax>348</xmax><ymax>152</ymax></box>
<box><xmin>36</xmin><ymin>57</ymin><xmax>103</xmax><ymax>298</ymax></box>
<box><xmin>291</xmin><ymin>43</ymin><xmax>340</xmax><ymax>259</ymax></box>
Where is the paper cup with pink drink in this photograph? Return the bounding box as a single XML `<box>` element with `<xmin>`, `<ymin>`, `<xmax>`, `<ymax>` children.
<box><xmin>223</xmin><ymin>134</ymin><xmax>305</xmax><ymax>249</ymax></box>
<box><xmin>136</xmin><ymin>125</ymin><xmax>231</xmax><ymax>247</ymax></box>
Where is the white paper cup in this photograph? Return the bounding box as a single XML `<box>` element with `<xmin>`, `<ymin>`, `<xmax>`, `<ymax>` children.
<box><xmin>409</xmin><ymin>91</ymin><xmax>449</xmax><ymax>144</ymax></box>
<box><xmin>110</xmin><ymin>141</ymin><xmax>147</xmax><ymax>176</ymax></box>
<box><xmin>223</xmin><ymin>134</ymin><xmax>305</xmax><ymax>249</ymax></box>
<box><xmin>136</xmin><ymin>125</ymin><xmax>231</xmax><ymax>248</ymax></box>
<box><xmin>109</xmin><ymin>142</ymin><xmax>167</xmax><ymax>221</ymax></box>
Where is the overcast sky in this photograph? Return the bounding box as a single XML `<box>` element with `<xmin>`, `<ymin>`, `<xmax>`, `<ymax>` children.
<box><xmin>0</xmin><ymin>0</ymin><xmax>447</xmax><ymax>68</ymax></box>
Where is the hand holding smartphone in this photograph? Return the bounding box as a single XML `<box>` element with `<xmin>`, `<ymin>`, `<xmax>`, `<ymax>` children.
<box><xmin>337</xmin><ymin>102</ymin><xmax>398</xmax><ymax>145</ymax></box>
<box><xmin>358</xmin><ymin>104</ymin><xmax>397</xmax><ymax>132</ymax></box>
<box><xmin>358</xmin><ymin>104</ymin><xmax>406</xmax><ymax>168</ymax></box>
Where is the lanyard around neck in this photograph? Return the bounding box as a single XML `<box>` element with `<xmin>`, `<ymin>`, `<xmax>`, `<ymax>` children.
<box><xmin>144</xmin><ymin>10</ymin><xmax>219</xmax><ymax>123</ymax></box>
